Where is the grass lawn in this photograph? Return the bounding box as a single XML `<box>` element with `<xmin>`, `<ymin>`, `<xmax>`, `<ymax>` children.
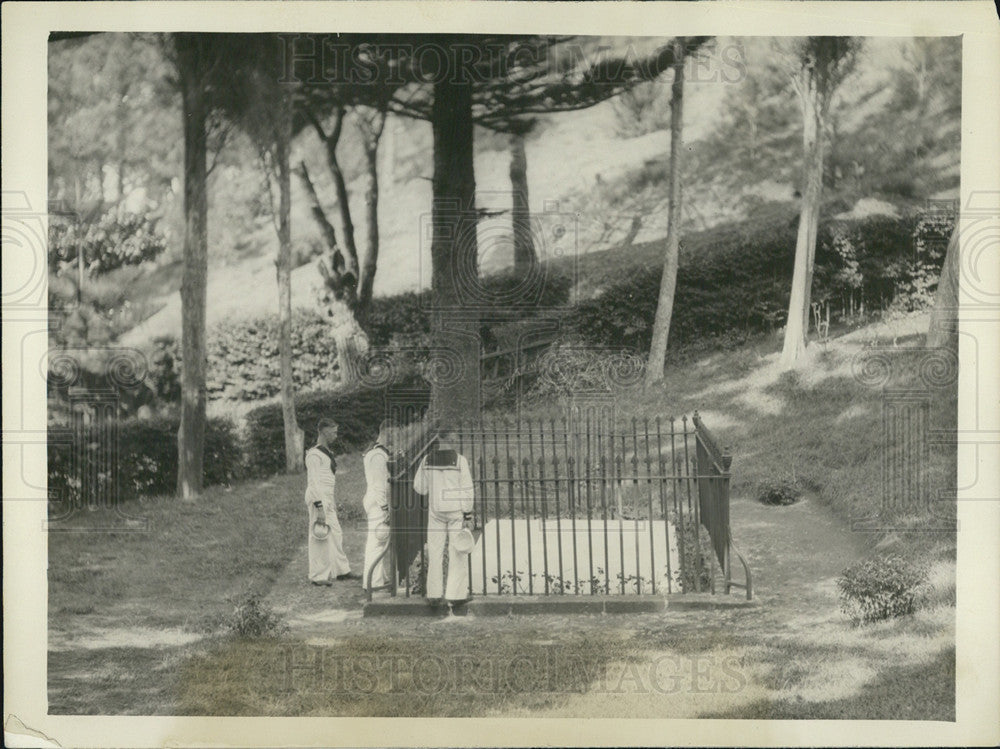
<box><xmin>48</xmin><ymin>315</ymin><xmax>956</xmax><ymax>718</ymax></box>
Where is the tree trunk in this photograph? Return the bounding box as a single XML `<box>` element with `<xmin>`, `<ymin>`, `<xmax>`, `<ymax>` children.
<box><xmin>509</xmin><ymin>131</ymin><xmax>536</xmax><ymax>273</ymax></box>
<box><xmin>358</xmin><ymin>144</ymin><xmax>380</xmax><ymax>319</ymax></box>
<box><xmin>644</xmin><ymin>40</ymin><xmax>686</xmax><ymax>387</ymax></box>
<box><xmin>317</xmin><ymin>110</ymin><xmax>360</xmax><ymax>278</ymax></box>
<box><xmin>297</xmin><ymin>161</ymin><xmax>341</xmax><ymax>257</ymax></box>
<box><xmin>430</xmin><ymin>50</ymin><xmax>480</xmax><ymax>425</ymax></box>
<box><xmin>327</xmin><ymin>296</ymin><xmax>370</xmax><ymax>386</ymax></box>
<box><xmin>175</xmin><ymin>34</ymin><xmax>208</xmax><ymax>500</ymax></box>
<box><xmin>780</xmin><ymin>69</ymin><xmax>825</xmax><ymax>369</ymax></box>
<box><xmin>927</xmin><ymin>226</ymin><xmax>960</xmax><ymax>349</ymax></box>
<box><xmin>275</xmin><ymin>95</ymin><xmax>304</xmax><ymax>473</ymax></box>
<box><xmin>116</xmin><ymin>70</ymin><xmax>128</xmax><ymax>205</ymax></box>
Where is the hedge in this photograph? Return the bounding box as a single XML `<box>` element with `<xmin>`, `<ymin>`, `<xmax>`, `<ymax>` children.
<box><xmin>569</xmin><ymin>209</ymin><xmax>951</xmax><ymax>352</ymax></box>
<box><xmin>244</xmin><ymin>378</ymin><xmax>431</xmax><ymax>477</ymax></box>
<box><xmin>48</xmin><ymin>415</ymin><xmax>243</xmax><ymax>503</ymax></box>
<box><xmin>146</xmin><ymin>269</ymin><xmax>574</xmax><ymax>405</ymax></box>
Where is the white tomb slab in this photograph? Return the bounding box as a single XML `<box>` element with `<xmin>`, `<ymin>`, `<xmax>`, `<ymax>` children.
<box><xmin>466</xmin><ymin>517</ymin><xmax>682</xmax><ymax>595</ymax></box>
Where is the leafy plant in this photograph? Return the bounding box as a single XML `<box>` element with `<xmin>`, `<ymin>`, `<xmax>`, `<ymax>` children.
<box><xmin>837</xmin><ymin>554</ymin><xmax>929</xmax><ymax>625</ymax></box>
<box><xmin>48</xmin><ymin>210</ymin><xmax>168</xmax><ymax>276</ymax></box>
<box><xmin>673</xmin><ymin>514</ymin><xmax>713</xmax><ymax>592</ymax></box>
<box><xmin>757</xmin><ymin>478</ymin><xmax>803</xmax><ymax>506</ymax></box>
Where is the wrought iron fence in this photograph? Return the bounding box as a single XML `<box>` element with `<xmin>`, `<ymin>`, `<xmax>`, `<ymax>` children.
<box><xmin>376</xmin><ymin>412</ymin><xmax>752</xmax><ymax>600</ymax></box>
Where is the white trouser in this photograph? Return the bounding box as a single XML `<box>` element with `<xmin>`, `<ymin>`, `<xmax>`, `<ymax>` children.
<box><xmin>363</xmin><ymin>513</ymin><xmax>391</xmax><ymax>591</ymax></box>
<box><xmin>426</xmin><ymin>510</ymin><xmax>469</xmax><ymax>601</ymax></box>
<box><xmin>307</xmin><ymin>499</ymin><xmax>351</xmax><ymax>582</ymax></box>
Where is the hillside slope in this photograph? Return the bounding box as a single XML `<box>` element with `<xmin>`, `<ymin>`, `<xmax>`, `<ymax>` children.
<box><xmin>120</xmin><ymin>37</ymin><xmax>960</xmax><ymax>348</ymax></box>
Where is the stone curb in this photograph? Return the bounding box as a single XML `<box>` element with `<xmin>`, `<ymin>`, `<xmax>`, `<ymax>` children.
<box><xmin>364</xmin><ymin>594</ymin><xmax>676</xmax><ymax>617</ymax></box>
<box><xmin>363</xmin><ymin>593</ymin><xmax>758</xmax><ymax>617</ymax></box>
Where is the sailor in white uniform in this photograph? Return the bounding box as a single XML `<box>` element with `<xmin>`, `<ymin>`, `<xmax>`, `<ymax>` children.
<box><xmin>362</xmin><ymin>420</ymin><xmax>392</xmax><ymax>592</ymax></box>
<box><xmin>304</xmin><ymin>418</ymin><xmax>357</xmax><ymax>585</ymax></box>
<box><xmin>413</xmin><ymin>428</ymin><xmax>475</xmax><ymax>604</ymax></box>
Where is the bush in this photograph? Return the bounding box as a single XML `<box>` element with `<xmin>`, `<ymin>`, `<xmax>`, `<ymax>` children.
<box><xmin>837</xmin><ymin>554</ymin><xmax>929</xmax><ymax>625</ymax></box>
<box><xmin>570</xmin><ymin>214</ymin><xmax>799</xmax><ymax>350</ymax></box>
<box><xmin>675</xmin><ymin>515</ymin><xmax>714</xmax><ymax>593</ymax></box>
<box><xmin>528</xmin><ymin>343</ymin><xmax>646</xmax><ymax>399</ymax></box>
<box><xmin>48</xmin><ymin>414</ymin><xmax>243</xmax><ymax>503</ymax></box>
<box><xmin>365</xmin><ymin>269</ymin><xmax>573</xmax><ymax>347</ymax></box>
<box><xmin>147</xmin><ymin>335</ymin><xmax>181</xmax><ymax>403</ymax></box>
<box><xmin>756</xmin><ymin>478</ymin><xmax>802</xmax><ymax>506</ymax></box>
<box><xmin>244</xmin><ymin>378</ymin><xmax>430</xmax><ymax>477</ymax></box>
<box><xmin>206</xmin><ymin>310</ymin><xmax>341</xmax><ymax>401</ymax></box>
<box><xmin>225</xmin><ymin>592</ymin><xmax>288</xmax><ymax>638</ymax></box>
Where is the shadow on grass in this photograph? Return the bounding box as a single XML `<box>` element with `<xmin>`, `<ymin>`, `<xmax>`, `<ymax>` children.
<box><xmin>703</xmin><ymin>645</ymin><xmax>955</xmax><ymax>721</ymax></box>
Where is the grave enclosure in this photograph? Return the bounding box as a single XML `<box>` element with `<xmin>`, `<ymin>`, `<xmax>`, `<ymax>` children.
<box><xmin>371</xmin><ymin>409</ymin><xmax>753</xmax><ymax>602</ymax></box>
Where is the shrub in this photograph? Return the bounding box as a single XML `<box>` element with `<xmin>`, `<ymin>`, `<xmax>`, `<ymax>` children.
<box><xmin>756</xmin><ymin>478</ymin><xmax>802</xmax><ymax>506</ymax></box>
<box><xmin>675</xmin><ymin>515</ymin><xmax>714</xmax><ymax>593</ymax></box>
<box><xmin>528</xmin><ymin>343</ymin><xmax>646</xmax><ymax>399</ymax></box>
<box><xmin>147</xmin><ymin>335</ymin><xmax>182</xmax><ymax>403</ymax></box>
<box><xmin>185</xmin><ymin>269</ymin><xmax>573</xmax><ymax>403</ymax></box>
<box><xmin>570</xmin><ymin>210</ymin><xmax>800</xmax><ymax>351</ymax></box>
<box><xmin>365</xmin><ymin>270</ymin><xmax>573</xmax><ymax>347</ymax></box>
<box><xmin>206</xmin><ymin>310</ymin><xmax>341</xmax><ymax>401</ymax></box>
<box><xmin>366</xmin><ymin>291</ymin><xmax>431</xmax><ymax>346</ymax></box>
<box><xmin>225</xmin><ymin>592</ymin><xmax>288</xmax><ymax>638</ymax></box>
<box><xmin>243</xmin><ymin>378</ymin><xmax>430</xmax><ymax>477</ymax></box>
<box><xmin>48</xmin><ymin>414</ymin><xmax>243</xmax><ymax>503</ymax></box>
<box><xmin>48</xmin><ymin>210</ymin><xmax>167</xmax><ymax>276</ymax></box>
<box><xmin>837</xmin><ymin>554</ymin><xmax>929</xmax><ymax>625</ymax></box>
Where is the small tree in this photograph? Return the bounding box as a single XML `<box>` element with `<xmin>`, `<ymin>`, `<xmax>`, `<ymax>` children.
<box><xmin>780</xmin><ymin>37</ymin><xmax>862</xmax><ymax>368</ymax></box>
<box><xmin>645</xmin><ymin>38</ymin><xmax>688</xmax><ymax>386</ymax></box>
<box><xmin>508</xmin><ymin>124</ymin><xmax>537</xmax><ymax>273</ymax></box>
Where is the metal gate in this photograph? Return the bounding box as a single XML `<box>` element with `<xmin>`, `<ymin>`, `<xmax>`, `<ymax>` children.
<box><xmin>375</xmin><ymin>411</ymin><xmax>752</xmax><ymax>600</ymax></box>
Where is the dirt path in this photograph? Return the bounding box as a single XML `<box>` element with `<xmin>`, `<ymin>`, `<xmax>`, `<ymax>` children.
<box><xmin>266</xmin><ymin>521</ymin><xmax>372</xmax><ymax>631</ymax></box>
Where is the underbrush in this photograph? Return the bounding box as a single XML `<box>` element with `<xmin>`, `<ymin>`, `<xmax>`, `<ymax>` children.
<box><xmin>837</xmin><ymin>554</ymin><xmax>930</xmax><ymax>625</ymax></box>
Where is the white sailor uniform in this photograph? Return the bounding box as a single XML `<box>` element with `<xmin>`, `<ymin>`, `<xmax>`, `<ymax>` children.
<box><xmin>413</xmin><ymin>449</ymin><xmax>475</xmax><ymax>602</ymax></box>
<box><xmin>362</xmin><ymin>443</ymin><xmax>392</xmax><ymax>591</ymax></box>
<box><xmin>304</xmin><ymin>444</ymin><xmax>351</xmax><ymax>582</ymax></box>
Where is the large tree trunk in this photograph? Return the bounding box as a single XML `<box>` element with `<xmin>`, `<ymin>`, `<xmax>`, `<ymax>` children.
<box><xmin>645</xmin><ymin>40</ymin><xmax>686</xmax><ymax>386</ymax></box>
<box><xmin>275</xmin><ymin>95</ymin><xmax>304</xmax><ymax>473</ymax></box>
<box><xmin>430</xmin><ymin>49</ymin><xmax>480</xmax><ymax>425</ymax></box>
<box><xmin>509</xmin><ymin>131</ymin><xmax>536</xmax><ymax>273</ymax></box>
<box><xmin>175</xmin><ymin>34</ymin><xmax>208</xmax><ymax>500</ymax></box>
<box><xmin>780</xmin><ymin>68</ymin><xmax>825</xmax><ymax>369</ymax></box>
<box><xmin>358</xmin><ymin>143</ymin><xmax>380</xmax><ymax>319</ymax></box>
<box><xmin>927</xmin><ymin>226</ymin><xmax>960</xmax><ymax>349</ymax></box>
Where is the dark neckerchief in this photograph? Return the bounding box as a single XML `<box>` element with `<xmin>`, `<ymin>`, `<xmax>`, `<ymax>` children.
<box><xmin>367</xmin><ymin>442</ymin><xmax>390</xmax><ymax>457</ymax></box>
<box><xmin>313</xmin><ymin>443</ymin><xmax>337</xmax><ymax>473</ymax></box>
<box><xmin>426</xmin><ymin>448</ymin><xmax>459</xmax><ymax>468</ymax></box>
